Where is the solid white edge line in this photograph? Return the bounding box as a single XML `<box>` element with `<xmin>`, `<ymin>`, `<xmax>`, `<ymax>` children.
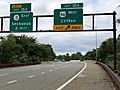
<box><xmin>7</xmin><ymin>80</ymin><xmax>17</xmax><ymax>84</ymax></box>
<box><xmin>56</xmin><ymin>62</ymin><xmax>87</xmax><ymax>90</ymax></box>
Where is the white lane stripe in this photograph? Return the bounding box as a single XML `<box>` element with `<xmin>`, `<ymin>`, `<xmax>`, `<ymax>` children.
<box><xmin>56</xmin><ymin>62</ymin><xmax>87</xmax><ymax>90</ymax></box>
<box><xmin>32</xmin><ymin>68</ymin><xmax>40</xmax><ymax>70</ymax></box>
<box><xmin>62</xmin><ymin>66</ymin><xmax>66</xmax><ymax>68</ymax></box>
<box><xmin>55</xmin><ymin>68</ymin><xmax>58</xmax><ymax>70</ymax></box>
<box><xmin>0</xmin><ymin>74</ymin><xmax>8</xmax><ymax>77</ymax></box>
<box><xmin>49</xmin><ymin>70</ymin><xmax>53</xmax><ymax>72</ymax></box>
<box><xmin>41</xmin><ymin>72</ymin><xmax>45</xmax><ymax>75</ymax></box>
<box><xmin>51</xmin><ymin>65</ymin><xmax>55</xmax><ymax>67</ymax></box>
<box><xmin>7</xmin><ymin>80</ymin><xmax>17</xmax><ymax>84</ymax></box>
<box><xmin>28</xmin><ymin>75</ymin><xmax>35</xmax><ymax>78</ymax></box>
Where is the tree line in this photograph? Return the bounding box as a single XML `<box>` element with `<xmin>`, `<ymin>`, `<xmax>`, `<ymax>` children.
<box><xmin>56</xmin><ymin>52</ymin><xmax>84</xmax><ymax>61</ymax></box>
<box><xmin>84</xmin><ymin>34</ymin><xmax>120</xmax><ymax>71</ymax></box>
<box><xmin>0</xmin><ymin>34</ymin><xmax>55</xmax><ymax>64</ymax></box>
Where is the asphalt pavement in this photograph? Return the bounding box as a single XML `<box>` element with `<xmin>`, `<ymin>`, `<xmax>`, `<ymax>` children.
<box><xmin>0</xmin><ymin>61</ymin><xmax>85</xmax><ymax>90</ymax></box>
<box><xmin>62</xmin><ymin>60</ymin><xmax>115</xmax><ymax>90</ymax></box>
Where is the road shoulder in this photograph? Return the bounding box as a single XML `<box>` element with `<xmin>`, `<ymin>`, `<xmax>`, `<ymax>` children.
<box><xmin>62</xmin><ymin>60</ymin><xmax>114</xmax><ymax>90</ymax></box>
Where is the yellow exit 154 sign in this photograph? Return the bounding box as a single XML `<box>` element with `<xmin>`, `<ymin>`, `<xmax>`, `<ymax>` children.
<box><xmin>54</xmin><ymin>24</ymin><xmax>83</xmax><ymax>31</ymax></box>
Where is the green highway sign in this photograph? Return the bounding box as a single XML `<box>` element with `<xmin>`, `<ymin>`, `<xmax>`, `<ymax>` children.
<box><xmin>54</xmin><ymin>9</ymin><xmax>83</xmax><ymax>31</ymax></box>
<box><xmin>54</xmin><ymin>9</ymin><xmax>83</xmax><ymax>25</ymax></box>
<box><xmin>10</xmin><ymin>3</ymin><xmax>31</xmax><ymax>12</ymax></box>
<box><xmin>10</xmin><ymin>12</ymin><xmax>33</xmax><ymax>32</ymax></box>
<box><xmin>61</xmin><ymin>3</ymin><xmax>83</xmax><ymax>9</ymax></box>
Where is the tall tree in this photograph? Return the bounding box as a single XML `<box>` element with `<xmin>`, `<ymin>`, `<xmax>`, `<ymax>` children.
<box><xmin>0</xmin><ymin>34</ymin><xmax>56</xmax><ymax>64</ymax></box>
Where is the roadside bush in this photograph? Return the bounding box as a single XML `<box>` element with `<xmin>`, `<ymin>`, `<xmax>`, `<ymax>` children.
<box><xmin>18</xmin><ymin>54</ymin><xmax>29</xmax><ymax>63</ymax></box>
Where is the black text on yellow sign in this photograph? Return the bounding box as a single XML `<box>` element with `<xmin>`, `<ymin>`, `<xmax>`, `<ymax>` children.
<box><xmin>12</xmin><ymin>4</ymin><xmax>22</xmax><ymax>8</ymax></box>
<box><xmin>54</xmin><ymin>24</ymin><xmax>83</xmax><ymax>31</ymax></box>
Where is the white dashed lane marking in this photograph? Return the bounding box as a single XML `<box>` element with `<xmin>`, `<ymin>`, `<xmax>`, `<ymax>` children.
<box><xmin>55</xmin><ymin>68</ymin><xmax>58</xmax><ymax>70</ymax></box>
<box><xmin>7</xmin><ymin>80</ymin><xmax>17</xmax><ymax>84</ymax></box>
<box><xmin>49</xmin><ymin>70</ymin><xmax>53</xmax><ymax>72</ymax></box>
<box><xmin>41</xmin><ymin>72</ymin><xmax>45</xmax><ymax>75</ymax></box>
<box><xmin>28</xmin><ymin>75</ymin><xmax>35</xmax><ymax>78</ymax></box>
<box><xmin>0</xmin><ymin>74</ymin><xmax>8</xmax><ymax>77</ymax></box>
<box><xmin>51</xmin><ymin>65</ymin><xmax>55</xmax><ymax>67</ymax></box>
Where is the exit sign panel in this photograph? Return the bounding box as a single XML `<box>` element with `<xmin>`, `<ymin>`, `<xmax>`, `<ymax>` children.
<box><xmin>10</xmin><ymin>3</ymin><xmax>31</xmax><ymax>12</ymax></box>
<box><xmin>54</xmin><ymin>9</ymin><xmax>83</xmax><ymax>31</ymax></box>
<box><xmin>10</xmin><ymin>12</ymin><xmax>33</xmax><ymax>32</ymax></box>
<box><xmin>61</xmin><ymin>3</ymin><xmax>83</xmax><ymax>9</ymax></box>
<box><xmin>54</xmin><ymin>9</ymin><xmax>83</xmax><ymax>25</ymax></box>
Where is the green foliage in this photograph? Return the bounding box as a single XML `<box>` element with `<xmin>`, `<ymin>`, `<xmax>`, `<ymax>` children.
<box><xmin>98</xmin><ymin>38</ymin><xmax>113</xmax><ymax>63</ymax></box>
<box><xmin>56</xmin><ymin>52</ymin><xmax>83</xmax><ymax>61</ymax></box>
<box><xmin>84</xmin><ymin>49</ymin><xmax>96</xmax><ymax>60</ymax></box>
<box><xmin>117</xmin><ymin>19</ymin><xmax>120</xmax><ymax>24</ymax></box>
<box><xmin>0</xmin><ymin>34</ymin><xmax>55</xmax><ymax>64</ymax></box>
<box><xmin>18</xmin><ymin>53</ymin><xmax>29</xmax><ymax>63</ymax></box>
<box><xmin>65</xmin><ymin>53</ymin><xmax>70</xmax><ymax>61</ymax></box>
<box><xmin>105</xmin><ymin>55</ymin><xmax>113</xmax><ymax>68</ymax></box>
<box><xmin>84</xmin><ymin>34</ymin><xmax>120</xmax><ymax>72</ymax></box>
<box><xmin>71</xmin><ymin>52</ymin><xmax>83</xmax><ymax>60</ymax></box>
<box><xmin>117</xmin><ymin>52</ymin><xmax>120</xmax><ymax>72</ymax></box>
<box><xmin>56</xmin><ymin>55</ymin><xmax>65</xmax><ymax>61</ymax></box>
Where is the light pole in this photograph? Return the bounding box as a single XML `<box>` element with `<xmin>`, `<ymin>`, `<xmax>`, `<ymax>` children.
<box><xmin>95</xmin><ymin>31</ymin><xmax>98</xmax><ymax>62</ymax></box>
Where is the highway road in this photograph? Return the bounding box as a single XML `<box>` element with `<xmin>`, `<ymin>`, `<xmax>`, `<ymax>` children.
<box><xmin>0</xmin><ymin>61</ymin><xmax>85</xmax><ymax>90</ymax></box>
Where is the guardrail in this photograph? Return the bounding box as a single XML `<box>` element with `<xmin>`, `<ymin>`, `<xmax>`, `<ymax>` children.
<box><xmin>97</xmin><ymin>62</ymin><xmax>120</xmax><ymax>90</ymax></box>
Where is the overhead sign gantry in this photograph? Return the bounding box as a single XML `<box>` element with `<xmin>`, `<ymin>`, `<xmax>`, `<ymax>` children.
<box><xmin>0</xmin><ymin>3</ymin><xmax>117</xmax><ymax>70</ymax></box>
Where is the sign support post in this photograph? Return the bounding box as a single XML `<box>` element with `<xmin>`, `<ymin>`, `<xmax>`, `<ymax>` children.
<box><xmin>113</xmin><ymin>11</ymin><xmax>117</xmax><ymax>70</ymax></box>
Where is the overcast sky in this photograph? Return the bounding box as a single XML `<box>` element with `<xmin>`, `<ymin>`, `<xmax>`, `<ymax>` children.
<box><xmin>0</xmin><ymin>0</ymin><xmax>120</xmax><ymax>55</ymax></box>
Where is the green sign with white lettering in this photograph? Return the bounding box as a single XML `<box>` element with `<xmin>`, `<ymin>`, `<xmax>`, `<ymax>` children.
<box><xmin>54</xmin><ymin>9</ymin><xmax>83</xmax><ymax>31</ymax></box>
<box><xmin>10</xmin><ymin>3</ymin><xmax>31</xmax><ymax>12</ymax></box>
<box><xmin>61</xmin><ymin>3</ymin><xmax>83</xmax><ymax>9</ymax></box>
<box><xmin>54</xmin><ymin>9</ymin><xmax>83</xmax><ymax>25</ymax></box>
<box><xmin>10</xmin><ymin>12</ymin><xmax>33</xmax><ymax>32</ymax></box>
